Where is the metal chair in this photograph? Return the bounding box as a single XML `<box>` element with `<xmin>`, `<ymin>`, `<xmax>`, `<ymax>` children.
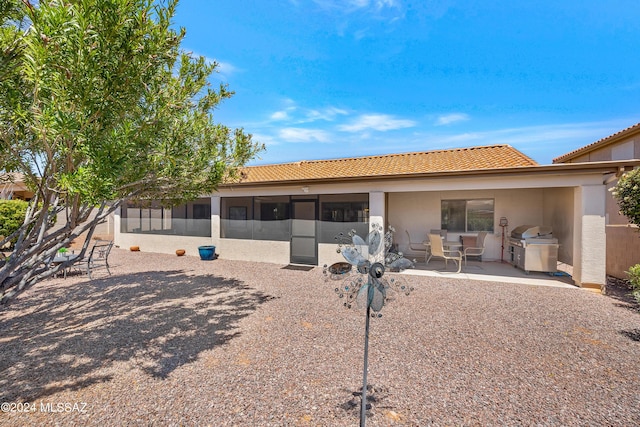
<box><xmin>430</xmin><ymin>229</ymin><xmax>447</xmax><ymax>240</ymax></box>
<box><xmin>428</xmin><ymin>233</ymin><xmax>462</xmax><ymax>273</ymax></box>
<box><xmin>85</xmin><ymin>240</ymin><xmax>113</xmax><ymax>279</ymax></box>
<box><xmin>463</xmin><ymin>231</ymin><xmax>488</xmax><ymax>265</ymax></box>
<box><xmin>405</xmin><ymin>230</ymin><xmax>428</xmax><ymax>262</ymax></box>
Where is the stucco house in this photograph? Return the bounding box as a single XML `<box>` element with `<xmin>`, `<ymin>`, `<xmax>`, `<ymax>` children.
<box><xmin>0</xmin><ymin>173</ymin><xmax>34</xmax><ymax>201</ymax></box>
<box><xmin>114</xmin><ymin>143</ymin><xmax>640</xmax><ymax>290</ymax></box>
<box><xmin>553</xmin><ymin>122</ymin><xmax>640</xmax><ymax>279</ymax></box>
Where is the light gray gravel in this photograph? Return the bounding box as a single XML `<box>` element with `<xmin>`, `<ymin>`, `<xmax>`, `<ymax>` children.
<box><xmin>1</xmin><ymin>248</ymin><xmax>639</xmax><ymax>426</ymax></box>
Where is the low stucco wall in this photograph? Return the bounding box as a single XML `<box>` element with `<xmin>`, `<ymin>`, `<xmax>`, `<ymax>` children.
<box><xmin>606</xmin><ymin>225</ymin><xmax>640</xmax><ymax>279</ymax></box>
<box><xmin>217</xmin><ymin>239</ymin><xmax>290</xmax><ymax>264</ymax></box>
<box><xmin>318</xmin><ymin>243</ymin><xmax>346</xmax><ymax>267</ymax></box>
<box><xmin>115</xmin><ymin>233</ymin><xmax>213</xmax><ymax>257</ymax></box>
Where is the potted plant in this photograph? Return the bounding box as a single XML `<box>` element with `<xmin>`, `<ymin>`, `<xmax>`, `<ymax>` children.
<box><xmin>58</xmin><ymin>247</ymin><xmax>70</xmax><ymax>258</ymax></box>
<box><xmin>197</xmin><ymin>245</ymin><xmax>216</xmax><ymax>261</ymax></box>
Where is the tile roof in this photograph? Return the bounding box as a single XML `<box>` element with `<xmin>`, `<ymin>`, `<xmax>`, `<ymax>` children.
<box><xmin>553</xmin><ymin>122</ymin><xmax>640</xmax><ymax>163</ymax></box>
<box><xmin>234</xmin><ymin>145</ymin><xmax>537</xmax><ymax>184</ymax></box>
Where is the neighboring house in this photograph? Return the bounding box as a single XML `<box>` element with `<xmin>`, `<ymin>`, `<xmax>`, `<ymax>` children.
<box><xmin>0</xmin><ymin>172</ymin><xmax>114</xmax><ymax>246</ymax></box>
<box><xmin>114</xmin><ymin>144</ymin><xmax>640</xmax><ymax>289</ymax></box>
<box><xmin>0</xmin><ymin>173</ymin><xmax>34</xmax><ymax>201</ymax></box>
<box><xmin>553</xmin><ymin>122</ymin><xmax>640</xmax><ymax>280</ymax></box>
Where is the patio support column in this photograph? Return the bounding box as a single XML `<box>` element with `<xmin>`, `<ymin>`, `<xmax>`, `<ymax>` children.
<box><xmin>369</xmin><ymin>191</ymin><xmax>385</xmax><ymax>231</ymax></box>
<box><xmin>573</xmin><ymin>184</ymin><xmax>606</xmax><ymax>289</ymax></box>
<box><xmin>113</xmin><ymin>206</ymin><xmax>122</xmax><ymax>248</ymax></box>
<box><xmin>211</xmin><ymin>196</ymin><xmax>221</xmax><ymax>247</ymax></box>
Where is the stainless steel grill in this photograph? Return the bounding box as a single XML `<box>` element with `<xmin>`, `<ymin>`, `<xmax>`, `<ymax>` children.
<box><xmin>508</xmin><ymin>225</ymin><xmax>559</xmax><ymax>273</ymax></box>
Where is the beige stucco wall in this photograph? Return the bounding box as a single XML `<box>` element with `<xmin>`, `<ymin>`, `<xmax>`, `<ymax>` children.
<box><xmin>565</xmin><ymin>138</ymin><xmax>640</xmax><ymax>163</ymax></box>
<box><xmin>606</xmin><ymin>225</ymin><xmax>640</xmax><ymax>279</ymax></box>
<box><xmin>216</xmin><ymin>239</ymin><xmax>290</xmax><ymax>264</ymax></box>
<box><xmin>319</xmin><ymin>242</ymin><xmax>348</xmax><ymax>267</ymax></box>
<box><xmin>572</xmin><ymin>185</ymin><xmax>606</xmax><ymax>287</ymax></box>
<box><xmin>542</xmin><ymin>187</ymin><xmax>574</xmax><ymax>264</ymax></box>
<box><xmin>115</xmin><ymin>232</ymin><xmax>213</xmax><ymax>257</ymax></box>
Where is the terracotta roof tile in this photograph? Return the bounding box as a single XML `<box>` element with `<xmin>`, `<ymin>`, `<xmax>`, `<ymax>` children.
<box><xmin>235</xmin><ymin>145</ymin><xmax>537</xmax><ymax>184</ymax></box>
<box><xmin>553</xmin><ymin>122</ymin><xmax>640</xmax><ymax>163</ymax></box>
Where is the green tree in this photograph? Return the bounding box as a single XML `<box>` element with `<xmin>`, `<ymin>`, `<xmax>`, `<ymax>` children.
<box><xmin>611</xmin><ymin>168</ymin><xmax>640</xmax><ymax>227</ymax></box>
<box><xmin>0</xmin><ymin>0</ymin><xmax>263</xmax><ymax>304</ymax></box>
<box><xmin>0</xmin><ymin>199</ymin><xmax>28</xmax><ymax>244</ymax></box>
<box><xmin>611</xmin><ymin>168</ymin><xmax>640</xmax><ymax>302</ymax></box>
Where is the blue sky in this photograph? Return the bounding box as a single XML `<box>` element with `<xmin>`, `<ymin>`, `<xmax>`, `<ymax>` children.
<box><xmin>173</xmin><ymin>0</ymin><xmax>640</xmax><ymax>166</ymax></box>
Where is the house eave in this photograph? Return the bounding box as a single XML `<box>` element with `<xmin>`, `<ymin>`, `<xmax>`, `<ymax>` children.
<box><xmin>220</xmin><ymin>160</ymin><xmax>640</xmax><ymax>190</ymax></box>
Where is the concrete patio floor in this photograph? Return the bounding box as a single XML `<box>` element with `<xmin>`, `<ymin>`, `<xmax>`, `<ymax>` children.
<box><xmin>403</xmin><ymin>258</ymin><xmax>577</xmax><ymax>289</ymax></box>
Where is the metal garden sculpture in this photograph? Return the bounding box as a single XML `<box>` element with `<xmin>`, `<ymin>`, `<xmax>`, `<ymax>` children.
<box><xmin>323</xmin><ymin>224</ymin><xmax>414</xmax><ymax>426</ymax></box>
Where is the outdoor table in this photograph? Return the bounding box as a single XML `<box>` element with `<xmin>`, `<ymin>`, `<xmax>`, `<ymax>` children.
<box><xmin>51</xmin><ymin>253</ymin><xmax>79</xmax><ymax>278</ymax></box>
<box><xmin>443</xmin><ymin>240</ymin><xmax>463</xmax><ymax>250</ymax></box>
<box><xmin>423</xmin><ymin>240</ymin><xmax>462</xmax><ymax>249</ymax></box>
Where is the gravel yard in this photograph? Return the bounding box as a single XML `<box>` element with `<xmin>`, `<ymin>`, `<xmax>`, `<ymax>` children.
<box><xmin>1</xmin><ymin>248</ymin><xmax>639</xmax><ymax>426</ymax></box>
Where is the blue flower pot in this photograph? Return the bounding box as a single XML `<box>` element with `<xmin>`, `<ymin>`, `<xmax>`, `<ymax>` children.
<box><xmin>198</xmin><ymin>245</ymin><xmax>216</xmax><ymax>261</ymax></box>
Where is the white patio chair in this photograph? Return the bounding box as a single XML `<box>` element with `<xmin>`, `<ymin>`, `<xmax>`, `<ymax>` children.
<box><xmin>405</xmin><ymin>229</ymin><xmax>428</xmax><ymax>262</ymax></box>
<box><xmin>463</xmin><ymin>231</ymin><xmax>488</xmax><ymax>265</ymax></box>
<box><xmin>430</xmin><ymin>229</ymin><xmax>447</xmax><ymax>240</ymax></box>
<box><xmin>428</xmin><ymin>233</ymin><xmax>462</xmax><ymax>273</ymax></box>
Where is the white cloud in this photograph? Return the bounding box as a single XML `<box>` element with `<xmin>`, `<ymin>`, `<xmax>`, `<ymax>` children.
<box><xmin>186</xmin><ymin>50</ymin><xmax>238</xmax><ymax>77</ymax></box>
<box><xmin>215</xmin><ymin>61</ymin><xmax>238</xmax><ymax>76</ymax></box>
<box><xmin>410</xmin><ymin>119</ymin><xmax>637</xmax><ymax>164</ymax></box>
<box><xmin>268</xmin><ymin>103</ymin><xmax>348</xmax><ymax>124</ymax></box>
<box><xmin>311</xmin><ymin>0</ymin><xmax>399</xmax><ymax>13</ymax></box>
<box><xmin>279</xmin><ymin>128</ymin><xmax>332</xmax><ymax>143</ymax></box>
<box><xmin>435</xmin><ymin>113</ymin><xmax>470</xmax><ymax>126</ymax></box>
<box><xmin>270</xmin><ymin>111</ymin><xmax>290</xmax><ymax>121</ymax></box>
<box><xmin>374</xmin><ymin>0</ymin><xmax>398</xmax><ymax>9</ymax></box>
<box><xmin>339</xmin><ymin>114</ymin><xmax>416</xmax><ymax>132</ymax></box>
<box><xmin>250</xmin><ymin>133</ymin><xmax>279</xmax><ymax>147</ymax></box>
<box><xmin>305</xmin><ymin>107</ymin><xmax>349</xmax><ymax>122</ymax></box>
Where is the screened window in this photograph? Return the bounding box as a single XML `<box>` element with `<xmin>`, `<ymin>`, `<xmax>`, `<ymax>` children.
<box><xmin>121</xmin><ymin>198</ymin><xmax>211</xmax><ymax>237</ymax></box>
<box><xmin>220</xmin><ymin>196</ymin><xmax>291</xmax><ymax>241</ymax></box>
<box><xmin>318</xmin><ymin>194</ymin><xmax>369</xmax><ymax>243</ymax></box>
<box><xmin>220</xmin><ymin>194</ymin><xmax>369</xmax><ymax>243</ymax></box>
<box><xmin>253</xmin><ymin>196</ymin><xmax>291</xmax><ymax>241</ymax></box>
<box><xmin>220</xmin><ymin>197</ymin><xmax>253</xmax><ymax>239</ymax></box>
<box><xmin>441</xmin><ymin>199</ymin><xmax>494</xmax><ymax>232</ymax></box>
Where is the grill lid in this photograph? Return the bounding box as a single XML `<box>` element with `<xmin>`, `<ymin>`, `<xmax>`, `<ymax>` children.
<box><xmin>511</xmin><ymin>225</ymin><xmax>553</xmax><ymax>240</ymax></box>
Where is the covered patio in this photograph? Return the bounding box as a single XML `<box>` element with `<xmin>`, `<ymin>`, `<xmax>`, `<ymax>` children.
<box><xmin>404</xmin><ymin>258</ymin><xmax>576</xmax><ymax>289</ymax></box>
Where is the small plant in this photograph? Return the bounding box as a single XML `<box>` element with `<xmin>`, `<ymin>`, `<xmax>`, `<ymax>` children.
<box><xmin>626</xmin><ymin>264</ymin><xmax>640</xmax><ymax>303</ymax></box>
<box><xmin>57</xmin><ymin>247</ymin><xmax>68</xmax><ymax>254</ymax></box>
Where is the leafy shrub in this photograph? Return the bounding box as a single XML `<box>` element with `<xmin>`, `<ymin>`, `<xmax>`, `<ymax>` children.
<box><xmin>626</xmin><ymin>264</ymin><xmax>640</xmax><ymax>303</ymax></box>
<box><xmin>0</xmin><ymin>200</ymin><xmax>29</xmax><ymax>246</ymax></box>
<box><xmin>611</xmin><ymin>168</ymin><xmax>640</xmax><ymax>226</ymax></box>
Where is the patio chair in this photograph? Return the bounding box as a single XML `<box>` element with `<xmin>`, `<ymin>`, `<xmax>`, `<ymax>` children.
<box><xmin>430</xmin><ymin>229</ymin><xmax>447</xmax><ymax>240</ymax></box>
<box><xmin>405</xmin><ymin>230</ymin><xmax>428</xmax><ymax>262</ymax></box>
<box><xmin>463</xmin><ymin>231</ymin><xmax>488</xmax><ymax>265</ymax></box>
<box><xmin>84</xmin><ymin>240</ymin><xmax>113</xmax><ymax>279</ymax></box>
<box><xmin>425</xmin><ymin>229</ymin><xmax>447</xmax><ymax>264</ymax></box>
<box><xmin>428</xmin><ymin>233</ymin><xmax>462</xmax><ymax>273</ymax></box>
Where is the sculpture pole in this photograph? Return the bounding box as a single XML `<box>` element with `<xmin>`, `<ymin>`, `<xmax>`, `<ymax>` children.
<box><xmin>360</xmin><ymin>298</ymin><xmax>371</xmax><ymax>426</ymax></box>
<box><xmin>325</xmin><ymin>225</ymin><xmax>414</xmax><ymax>425</ymax></box>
